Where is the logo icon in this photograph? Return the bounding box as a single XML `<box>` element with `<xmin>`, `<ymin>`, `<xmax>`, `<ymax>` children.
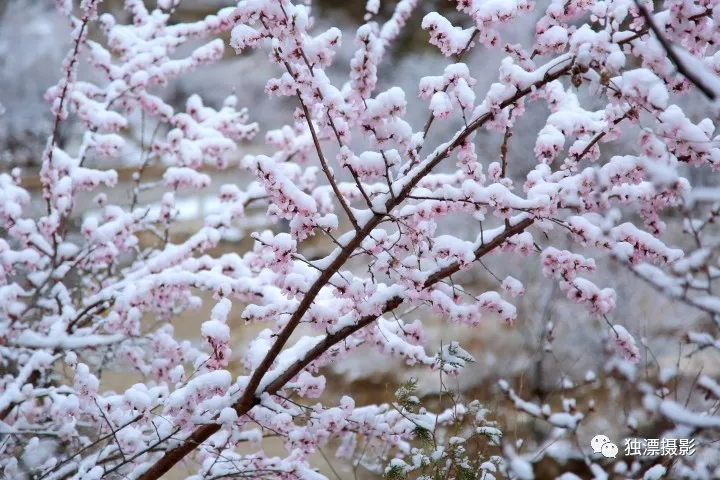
<box><xmin>591</xmin><ymin>434</ymin><xmax>618</xmax><ymax>458</ymax></box>
<box><xmin>601</xmin><ymin>442</ymin><xmax>618</xmax><ymax>458</ymax></box>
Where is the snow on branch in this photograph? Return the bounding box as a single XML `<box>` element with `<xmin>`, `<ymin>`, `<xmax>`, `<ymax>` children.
<box><xmin>2</xmin><ymin>0</ymin><xmax>720</xmax><ymax>479</ymax></box>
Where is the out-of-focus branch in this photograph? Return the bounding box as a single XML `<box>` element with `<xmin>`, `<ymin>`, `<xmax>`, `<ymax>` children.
<box><xmin>633</xmin><ymin>0</ymin><xmax>717</xmax><ymax>101</ymax></box>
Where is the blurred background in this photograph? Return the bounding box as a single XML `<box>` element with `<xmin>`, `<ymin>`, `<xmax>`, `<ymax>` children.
<box><xmin>2</xmin><ymin>1</ymin><xmax>719</xmax><ymax>478</ymax></box>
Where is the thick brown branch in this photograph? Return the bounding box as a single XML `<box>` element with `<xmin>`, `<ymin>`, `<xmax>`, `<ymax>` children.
<box><xmin>136</xmin><ymin>58</ymin><xmax>572</xmax><ymax>480</ymax></box>
<box><xmin>136</xmin><ymin>218</ymin><xmax>534</xmax><ymax>479</ymax></box>
<box><xmin>265</xmin><ymin>216</ymin><xmax>534</xmax><ymax>392</ymax></box>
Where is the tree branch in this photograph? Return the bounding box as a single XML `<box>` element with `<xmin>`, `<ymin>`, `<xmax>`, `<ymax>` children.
<box><xmin>296</xmin><ymin>91</ymin><xmax>360</xmax><ymax>230</ymax></box>
<box><xmin>135</xmin><ymin>56</ymin><xmax>572</xmax><ymax>480</ymax></box>
<box><xmin>633</xmin><ymin>0</ymin><xmax>717</xmax><ymax>101</ymax></box>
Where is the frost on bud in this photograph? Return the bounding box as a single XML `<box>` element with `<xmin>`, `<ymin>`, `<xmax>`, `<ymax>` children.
<box><xmin>610</xmin><ymin>325</ymin><xmax>640</xmax><ymax>363</ymax></box>
<box><xmin>430</xmin><ymin>91</ymin><xmax>453</xmax><ymax>119</ymax></box>
<box><xmin>501</xmin><ymin>276</ymin><xmax>525</xmax><ymax>297</ymax></box>
<box><xmin>201</xmin><ymin>298</ymin><xmax>232</xmax><ymax>369</ymax></box>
